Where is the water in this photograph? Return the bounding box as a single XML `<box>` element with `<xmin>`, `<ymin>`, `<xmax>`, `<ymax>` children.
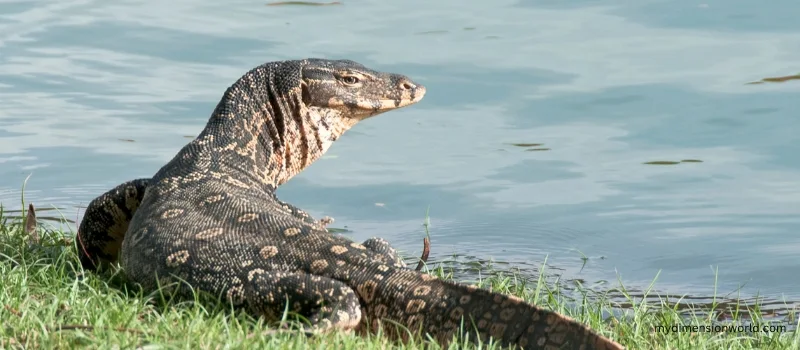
<box><xmin>2</xmin><ymin>0</ymin><xmax>799</xmax><ymax>309</ymax></box>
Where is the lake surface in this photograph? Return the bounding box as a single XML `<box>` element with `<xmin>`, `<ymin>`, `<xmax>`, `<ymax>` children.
<box><xmin>1</xmin><ymin>0</ymin><xmax>799</xmax><ymax>309</ymax></box>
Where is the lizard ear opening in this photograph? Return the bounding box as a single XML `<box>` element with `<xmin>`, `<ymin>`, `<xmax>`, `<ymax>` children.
<box><xmin>299</xmin><ymin>80</ymin><xmax>311</xmax><ymax>105</ymax></box>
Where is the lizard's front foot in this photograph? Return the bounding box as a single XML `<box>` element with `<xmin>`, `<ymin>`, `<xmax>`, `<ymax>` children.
<box><xmin>316</xmin><ymin>216</ymin><xmax>335</xmax><ymax>228</ymax></box>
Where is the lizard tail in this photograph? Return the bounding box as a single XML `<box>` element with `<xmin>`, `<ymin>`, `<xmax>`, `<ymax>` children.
<box><xmin>358</xmin><ymin>269</ymin><xmax>624</xmax><ymax>350</ymax></box>
<box><xmin>77</xmin><ymin>178</ymin><xmax>150</xmax><ymax>270</ymax></box>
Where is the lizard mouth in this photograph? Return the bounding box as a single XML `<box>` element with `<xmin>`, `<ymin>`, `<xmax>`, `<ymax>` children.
<box><xmin>324</xmin><ymin>84</ymin><xmax>427</xmax><ymax>111</ymax></box>
<box><xmin>374</xmin><ymin>84</ymin><xmax>427</xmax><ymax>110</ymax></box>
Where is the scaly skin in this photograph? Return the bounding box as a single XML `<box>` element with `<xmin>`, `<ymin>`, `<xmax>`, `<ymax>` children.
<box><xmin>78</xmin><ymin>179</ymin><xmax>406</xmax><ymax>271</ymax></box>
<box><xmin>77</xmin><ymin>58</ymin><xmax>623</xmax><ymax>349</ymax></box>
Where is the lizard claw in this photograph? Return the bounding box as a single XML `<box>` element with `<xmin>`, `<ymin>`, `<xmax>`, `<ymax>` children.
<box><xmin>317</xmin><ymin>216</ymin><xmax>335</xmax><ymax>227</ymax></box>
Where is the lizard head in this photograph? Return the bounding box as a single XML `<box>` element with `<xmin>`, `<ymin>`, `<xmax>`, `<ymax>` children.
<box><xmin>200</xmin><ymin>58</ymin><xmax>427</xmax><ymax>187</ymax></box>
<box><xmin>301</xmin><ymin>58</ymin><xmax>426</xmax><ymax>121</ymax></box>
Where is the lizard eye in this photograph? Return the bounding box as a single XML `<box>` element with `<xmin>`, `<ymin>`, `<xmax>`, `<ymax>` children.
<box><xmin>341</xmin><ymin>76</ymin><xmax>360</xmax><ymax>85</ymax></box>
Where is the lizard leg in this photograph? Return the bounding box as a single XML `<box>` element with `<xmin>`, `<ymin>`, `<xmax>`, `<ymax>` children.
<box><xmin>243</xmin><ymin>270</ymin><xmax>361</xmax><ymax>332</ymax></box>
<box><xmin>271</xmin><ymin>196</ymin><xmax>401</xmax><ymax>268</ymax></box>
<box><xmin>361</xmin><ymin>237</ymin><xmax>407</xmax><ymax>268</ymax></box>
<box><xmin>270</xmin><ymin>195</ymin><xmax>333</xmax><ymax>230</ymax></box>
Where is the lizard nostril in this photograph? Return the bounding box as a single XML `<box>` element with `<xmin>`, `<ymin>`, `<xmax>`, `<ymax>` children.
<box><xmin>399</xmin><ymin>80</ymin><xmax>415</xmax><ymax>90</ymax></box>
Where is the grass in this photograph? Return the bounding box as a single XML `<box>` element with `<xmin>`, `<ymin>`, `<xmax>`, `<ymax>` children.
<box><xmin>1</xmin><ymin>206</ymin><xmax>799</xmax><ymax>349</ymax></box>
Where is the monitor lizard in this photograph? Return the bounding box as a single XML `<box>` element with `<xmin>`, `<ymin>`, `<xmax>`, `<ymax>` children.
<box><xmin>77</xmin><ymin>58</ymin><xmax>623</xmax><ymax>350</ymax></box>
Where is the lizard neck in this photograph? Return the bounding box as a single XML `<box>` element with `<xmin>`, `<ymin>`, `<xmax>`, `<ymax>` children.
<box><xmin>199</xmin><ymin>65</ymin><xmax>357</xmax><ymax>190</ymax></box>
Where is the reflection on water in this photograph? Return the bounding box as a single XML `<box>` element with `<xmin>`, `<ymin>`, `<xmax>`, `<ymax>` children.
<box><xmin>747</xmin><ymin>73</ymin><xmax>800</xmax><ymax>85</ymax></box>
<box><xmin>643</xmin><ymin>159</ymin><xmax>704</xmax><ymax>165</ymax></box>
<box><xmin>1</xmin><ymin>0</ymin><xmax>800</xmax><ymax>319</ymax></box>
<box><xmin>265</xmin><ymin>1</ymin><xmax>343</xmax><ymax>7</ymax></box>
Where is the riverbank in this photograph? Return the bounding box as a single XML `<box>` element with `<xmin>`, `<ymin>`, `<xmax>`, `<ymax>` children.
<box><xmin>0</xmin><ymin>207</ymin><xmax>797</xmax><ymax>349</ymax></box>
